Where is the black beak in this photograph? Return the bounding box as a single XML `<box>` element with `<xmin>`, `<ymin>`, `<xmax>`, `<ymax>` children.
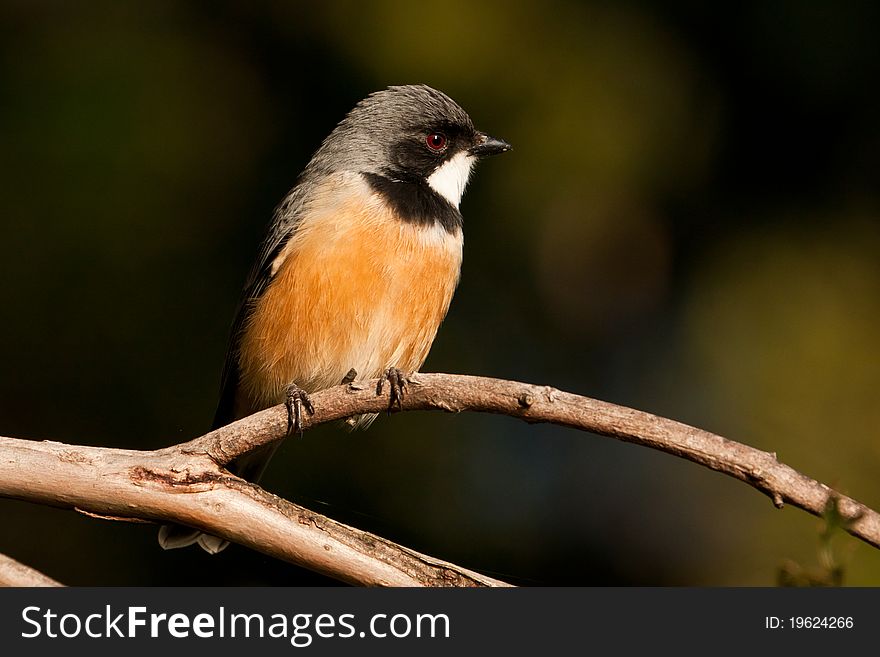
<box><xmin>469</xmin><ymin>132</ymin><xmax>512</xmax><ymax>157</ymax></box>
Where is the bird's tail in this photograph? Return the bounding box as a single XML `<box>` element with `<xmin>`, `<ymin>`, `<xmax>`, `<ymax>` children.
<box><xmin>158</xmin><ymin>400</ymin><xmax>378</xmax><ymax>553</ymax></box>
<box><xmin>157</xmin><ymin>441</ymin><xmax>283</xmax><ymax>554</ymax></box>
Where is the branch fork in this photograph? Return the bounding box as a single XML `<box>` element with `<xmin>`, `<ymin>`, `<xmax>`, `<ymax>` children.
<box><xmin>2</xmin><ymin>373</ymin><xmax>878</xmax><ymax>587</ymax></box>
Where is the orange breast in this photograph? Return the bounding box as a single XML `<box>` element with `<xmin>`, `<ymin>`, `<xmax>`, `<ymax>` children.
<box><xmin>236</xmin><ymin>173</ymin><xmax>463</xmax><ymax>414</ymax></box>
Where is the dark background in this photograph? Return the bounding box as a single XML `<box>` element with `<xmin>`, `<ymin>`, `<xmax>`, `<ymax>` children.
<box><xmin>2</xmin><ymin>1</ymin><xmax>879</xmax><ymax>585</ymax></box>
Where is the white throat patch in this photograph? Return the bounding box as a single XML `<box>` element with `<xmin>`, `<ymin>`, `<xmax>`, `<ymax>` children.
<box><xmin>426</xmin><ymin>152</ymin><xmax>474</xmax><ymax>208</ymax></box>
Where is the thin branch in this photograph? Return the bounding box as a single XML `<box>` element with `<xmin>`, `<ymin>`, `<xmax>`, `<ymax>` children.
<box><xmin>0</xmin><ymin>553</ymin><xmax>64</xmax><ymax>587</ymax></box>
<box><xmin>1</xmin><ymin>373</ymin><xmax>878</xmax><ymax>588</ymax></box>
<box><xmin>184</xmin><ymin>373</ymin><xmax>880</xmax><ymax>550</ymax></box>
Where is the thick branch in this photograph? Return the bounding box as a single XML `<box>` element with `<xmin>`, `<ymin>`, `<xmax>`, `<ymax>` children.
<box><xmin>0</xmin><ymin>434</ymin><xmax>504</xmax><ymax>586</ymax></box>
<box><xmin>1</xmin><ymin>373</ymin><xmax>878</xmax><ymax>588</ymax></box>
<box><xmin>0</xmin><ymin>553</ymin><xmax>63</xmax><ymax>587</ymax></box>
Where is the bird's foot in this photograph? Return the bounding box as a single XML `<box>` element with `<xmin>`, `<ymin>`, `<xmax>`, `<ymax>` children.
<box><xmin>285</xmin><ymin>383</ymin><xmax>315</xmax><ymax>435</ymax></box>
<box><xmin>376</xmin><ymin>367</ymin><xmax>407</xmax><ymax>412</ymax></box>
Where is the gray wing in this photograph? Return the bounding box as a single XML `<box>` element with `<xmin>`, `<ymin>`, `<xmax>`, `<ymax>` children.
<box><xmin>158</xmin><ymin>185</ymin><xmax>312</xmax><ymax>553</ymax></box>
<box><xmin>210</xmin><ymin>181</ymin><xmax>311</xmax><ymax>430</ymax></box>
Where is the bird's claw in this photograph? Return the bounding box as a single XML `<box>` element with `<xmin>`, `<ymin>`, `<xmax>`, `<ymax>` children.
<box><xmin>376</xmin><ymin>367</ymin><xmax>407</xmax><ymax>412</ymax></box>
<box><xmin>285</xmin><ymin>384</ymin><xmax>315</xmax><ymax>435</ymax></box>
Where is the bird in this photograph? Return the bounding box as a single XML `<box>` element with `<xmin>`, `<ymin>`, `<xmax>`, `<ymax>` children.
<box><xmin>158</xmin><ymin>84</ymin><xmax>511</xmax><ymax>553</ymax></box>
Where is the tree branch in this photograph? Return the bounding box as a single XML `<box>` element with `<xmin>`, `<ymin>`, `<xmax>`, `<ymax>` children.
<box><xmin>1</xmin><ymin>373</ymin><xmax>878</xmax><ymax>587</ymax></box>
<box><xmin>183</xmin><ymin>373</ymin><xmax>880</xmax><ymax>550</ymax></box>
<box><xmin>0</xmin><ymin>433</ymin><xmax>506</xmax><ymax>587</ymax></box>
<box><xmin>0</xmin><ymin>553</ymin><xmax>64</xmax><ymax>587</ymax></box>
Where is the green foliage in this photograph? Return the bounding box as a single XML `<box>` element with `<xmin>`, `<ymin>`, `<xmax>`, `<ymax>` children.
<box><xmin>777</xmin><ymin>496</ymin><xmax>861</xmax><ymax>587</ymax></box>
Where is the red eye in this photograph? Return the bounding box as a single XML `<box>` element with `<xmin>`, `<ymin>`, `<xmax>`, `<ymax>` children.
<box><xmin>426</xmin><ymin>132</ymin><xmax>447</xmax><ymax>151</ymax></box>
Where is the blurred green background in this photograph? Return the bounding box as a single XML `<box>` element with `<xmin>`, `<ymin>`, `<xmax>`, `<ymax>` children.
<box><xmin>2</xmin><ymin>0</ymin><xmax>879</xmax><ymax>585</ymax></box>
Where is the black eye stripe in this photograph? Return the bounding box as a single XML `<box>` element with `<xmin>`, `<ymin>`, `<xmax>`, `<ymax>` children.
<box><xmin>386</xmin><ymin>125</ymin><xmax>474</xmax><ymax>183</ymax></box>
